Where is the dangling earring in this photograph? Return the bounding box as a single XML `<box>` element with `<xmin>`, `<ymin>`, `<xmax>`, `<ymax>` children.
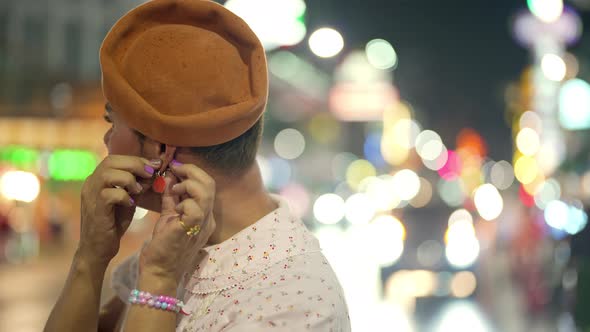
<box><xmin>152</xmin><ymin>170</ymin><xmax>167</xmax><ymax>193</ymax></box>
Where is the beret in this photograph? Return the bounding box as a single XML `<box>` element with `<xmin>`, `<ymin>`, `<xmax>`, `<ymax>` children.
<box><xmin>100</xmin><ymin>0</ymin><xmax>268</xmax><ymax>147</ymax></box>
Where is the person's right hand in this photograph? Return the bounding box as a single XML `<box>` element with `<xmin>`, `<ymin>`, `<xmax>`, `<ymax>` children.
<box><xmin>78</xmin><ymin>155</ymin><xmax>161</xmax><ymax>265</ymax></box>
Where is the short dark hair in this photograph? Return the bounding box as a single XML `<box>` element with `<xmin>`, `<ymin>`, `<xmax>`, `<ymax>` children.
<box><xmin>135</xmin><ymin>118</ymin><xmax>264</xmax><ymax>176</ymax></box>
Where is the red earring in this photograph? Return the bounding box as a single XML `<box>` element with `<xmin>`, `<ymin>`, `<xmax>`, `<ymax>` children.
<box><xmin>152</xmin><ymin>170</ymin><xmax>167</xmax><ymax>193</ymax></box>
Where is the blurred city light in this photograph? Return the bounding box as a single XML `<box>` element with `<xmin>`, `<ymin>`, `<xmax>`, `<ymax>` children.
<box><xmin>438</xmin><ymin>178</ymin><xmax>467</xmax><ymax>207</ymax></box>
<box><xmin>391</xmin><ymin>169</ymin><xmax>421</xmax><ymax>201</ymax></box>
<box><xmin>0</xmin><ymin>146</ymin><xmax>39</xmax><ymax>170</ymax></box>
<box><xmin>445</xmin><ymin>236</ymin><xmax>480</xmax><ymax>269</ymax></box>
<box><xmin>365</xmin><ymin>38</ymin><xmax>398</xmax><ymax>70</ymax></box>
<box><xmin>450</xmin><ymin>271</ymin><xmax>477</xmax><ymax>298</ymax></box>
<box><xmin>534</xmin><ymin>178</ymin><xmax>561</xmax><ymax>209</ymax></box>
<box><xmin>381</xmin><ymin>130</ymin><xmax>410</xmax><ymax>166</ymax></box>
<box><xmin>490</xmin><ymin>160</ymin><xmax>515</xmax><ymax>190</ymax></box>
<box><xmin>416</xmin><ymin>130</ymin><xmax>444</xmax><ymax>161</ymax></box>
<box><xmin>541</xmin><ymin>53</ymin><xmax>566</xmax><ymax>81</ymax></box>
<box><xmin>438</xmin><ymin>150</ymin><xmax>462</xmax><ymax>181</ymax></box>
<box><xmin>308</xmin><ymin>113</ymin><xmax>341</xmax><ymax>144</ymax></box>
<box><xmin>332</xmin><ymin>152</ymin><xmax>358</xmax><ymax>180</ymax></box>
<box><xmin>48</xmin><ymin>150</ymin><xmax>97</xmax><ymax>181</ymax></box>
<box><xmin>225</xmin><ymin>0</ymin><xmax>307</xmax><ymax>51</ymax></box>
<box><xmin>519</xmin><ymin>111</ymin><xmax>543</xmax><ymax>132</ymax></box>
<box><xmin>516</xmin><ymin>128</ymin><xmax>541</xmax><ymax>156</ymax></box>
<box><xmin>313</xmin><ymin>193</ymin><xmax>345</xmax><ymax>225</ymax></box>
<box><xmin>559</xmin><ymin>78</ymin><xmax>590</xmax><ymax>130</ymax></box>
<box><xmin>449</xmin><ymin>209</ymin><xmax>473</xmax><ymax>227</ymax></box>
<box><xmin>527</xmin><ymin>0</ymin><xmax>564</xmax><ymax>23</ymax></box>
<box><xmin>345</xmin><ymin>193</ymin><xmax>376</xmax><ymax>225</ymax></box>
<box><xmin>474</xmin><ymin>184</ymin><xmax>504</xmax><ymax>221</ymax></box>
<box><xmin>391</xmin><ymin>118</ymin><xmax>421</xmax><ymax>149</ymax></box>
<box><xmin>409</xmin><ymin>177</ymin><xmax>433</xmax><ymax>208</ymax></box>
<box><xmin>368</xmin><ymin>215</ymin><xmax>405</xmax><ymax>266</ymax></box>
<box><xmin>274</xmin><ymin>128</ymin><xmax>306</xmax><ymax>160</ymax></box>
<box><xmin>417</xmin><ymin>240</ymin><xmax>444</xmax><ymax>268</ymax></box>
<box><xmin>0</xmin><ymin>171</ymin><xmax>40</xmax><ymax>203</ymax></box>
<box><xmin>309</xmin><ymin>27</ymin><xmax>344</xmax><ymax>58</ymax></box>
<box><xmin>363</xmin><ymin>133</ymin><xmax>387</xmax><ymax>168</ymax></box>
<box><xmin>433</xmin><ymin>301</ymin><xmax>492</xmax><ymax>332</ymax></box>
<box><xmin>346</xmin><ymin>159</ymin><xmax>377</xmax><ymax>191</ymax></box>
<box><xmin>544</xmin><ymin>200</ymin><xmax>569</xmax><ymax>230</ymax></box>
<box><xmin>364</xmin><ymin>176</ymin><xmax>402</xmax><ymax>211</ymax></box>
<box><xmin>514</xmin><ymin>155</ymin><xmax>539</xmax><ymax>184</ymax></box>
<box><xmin>280</xmin><ymin>183</ymin><xmax>311</xmax><ymax>218</ymax></box>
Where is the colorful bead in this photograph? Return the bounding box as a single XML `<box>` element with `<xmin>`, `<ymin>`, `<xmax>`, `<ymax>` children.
<box><xmin>132</xmin><ymin>289</ymin><xmax>140</xmax><ymax>296</ymax></box>
<box><xmin>148</xmin><ymin>299</ymin><xmax>155</xmax><ymax>306</ymax></box>
<box><xmin>155</xmin><ymin>301</ymin><xmax>162</xmax><ymax>308</ymax></box>
<box><xmin>161</xmin><ymin>303</ymin><xmax>168</xmax><ymax>310</ymax></box>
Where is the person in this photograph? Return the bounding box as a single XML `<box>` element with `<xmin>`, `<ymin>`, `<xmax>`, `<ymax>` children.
<box><xmin>43</xmin><ymin>0</ymin><xmax>350</xmax><ymax>331</ymax></box>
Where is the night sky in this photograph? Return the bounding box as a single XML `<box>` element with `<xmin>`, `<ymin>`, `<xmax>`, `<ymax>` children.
<box><xmin>302</xmin><ymin>0</ymin><xmax>590</xmax><ymax>162</ymax></box>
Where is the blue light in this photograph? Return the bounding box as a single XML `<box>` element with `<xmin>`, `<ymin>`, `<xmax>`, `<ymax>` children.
<box><xmin>363</xmin><ymin>133</ymin><xmax>387</xmax><ymax>169</ymax></box>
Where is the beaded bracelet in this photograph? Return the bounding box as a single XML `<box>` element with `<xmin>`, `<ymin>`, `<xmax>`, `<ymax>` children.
<box><xmin>128</xmin><ymin>289</ymin><xmax>190</xmax><ymax>316</ymax></box>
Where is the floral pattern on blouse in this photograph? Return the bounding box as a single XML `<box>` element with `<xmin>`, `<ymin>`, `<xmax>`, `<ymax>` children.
<box><xmin>111</xmin><ymin>194</ymin><xmax>351</xmax><ymax>331</ymax></box>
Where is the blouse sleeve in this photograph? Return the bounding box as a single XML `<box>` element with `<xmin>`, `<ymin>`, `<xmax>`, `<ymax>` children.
<box><xmin>110</xmin><ymin>251</ymin><xmax>140</xmax><ymax>302</ymax></box>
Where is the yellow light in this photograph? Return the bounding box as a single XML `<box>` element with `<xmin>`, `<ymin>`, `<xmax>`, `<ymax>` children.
<box><xmin>381</xmin><ymin>130</ymin><xmax>409</xmax><ymax>166</ymax></box>
<box><xmin>514</xmin><ymin>155</ymin><xmax>539</xmax><ymax>184</ymax></box>
<box><xmin>308</xmin><ymin>113</ymin><xmax>341</xmax><ymax>144</ymax></box>
<box><xmin>541</xmin><ymin>53</ymin><xmax>567</xmax><ymax>82</ymax></box>
<box><xmin>368</xmin><ymin>215</ymin><xmax>406</xmax><ymax>266</ymax></box>
<box><xmin>516</xmin><ymin>128</ymin><xmax>541</xmax><ymax>156</ymax></box>
<box><xmin>364</xmin><ymin>176</ymin><xmax>402</xmax><ymax>211</ymax></box>
<box><xmin>391</xmin><ymin>169</ymin><xmax>421</xmax><ymax>201</ymax></box>
<box><xmin>346</xmin><ymin>159</ymin><xmax>377</xmax><ymax>191</ymax></box>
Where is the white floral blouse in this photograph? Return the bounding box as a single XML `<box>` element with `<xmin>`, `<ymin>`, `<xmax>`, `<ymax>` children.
<box><xmin>111</xmin><ymin>195</ymin><xmax>351</xmax><ymax>331</ymax></box>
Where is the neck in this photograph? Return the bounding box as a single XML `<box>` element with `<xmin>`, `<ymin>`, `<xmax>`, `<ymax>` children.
<box><xmin>206</xmin><ymin>163</ymin><xmax>278</xmax><ymax>245</ymax></box>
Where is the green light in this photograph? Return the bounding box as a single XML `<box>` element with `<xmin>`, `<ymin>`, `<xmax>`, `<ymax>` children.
<box><xmin>0</xmin><ymin>146</ymin><xmax>39</xmax><ymax>169</ymax></box>
<box><xmin>48</xmin><ymin>150</ymin><xmax>98</xmax><ymax>181</ymax></box>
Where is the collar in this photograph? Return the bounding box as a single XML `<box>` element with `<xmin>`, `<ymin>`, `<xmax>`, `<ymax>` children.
<box><xmin>184</xmin><ymin>194</ymin><xmax>321</xmax><ymax>294</ymax></box>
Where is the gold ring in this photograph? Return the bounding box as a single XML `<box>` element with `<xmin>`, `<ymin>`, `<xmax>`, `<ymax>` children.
<box><xmin>178</xmin><ymin>220</ymin><xmax>201</xmax><ymax>237</ymax></box>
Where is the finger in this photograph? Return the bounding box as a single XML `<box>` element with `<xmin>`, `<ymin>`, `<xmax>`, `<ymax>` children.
<box><xmin>101</xmin><ymin>169</ymin><xmax>143</xmax><ymax>194</ymax></box>
<box><xmin>175</xmin><ymin>199</ymin><xmax>205</xmax><ymax>226</ymax></box>
<box><xmin>99</xmin><ymin>188</ymin><xmax>135</xmax><ymax>208</ymax></box>
<box><xmin>100</xmin><ymin>155</ymin><xmax>161</xmax><ymax>179</ymax></box>
<box><xmin>171</xmin><ymin>180</ymin><xmax>211</xmax><ymax>205</ymax></box>
<box><xmin>169</xmin><ymin>162</ymin><xmax>215</xmax><ymax>189</ymax></box>
<box><xmin>160</xmin><ymin>172</ymin><xmax>180</xmax><ymax>214</ymax></box>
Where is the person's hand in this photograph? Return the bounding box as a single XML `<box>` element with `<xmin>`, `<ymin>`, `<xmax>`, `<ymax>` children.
<box><xmin>79</xmin><ymin>155</ymin><xmax>160</xmax><ymax>265</ymax></box>
<box><xmin>139</xmin><ymin>162</ymin><xmax>216</xmax><ymax>281</ymax></box>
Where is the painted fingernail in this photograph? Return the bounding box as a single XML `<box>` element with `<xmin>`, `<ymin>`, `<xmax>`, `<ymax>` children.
<box><xmin>130</xmin><ymin>197</ymin><xmax>135</xmax><ymax>206</ymax></box>
<box><xmin>171</xmin><ymin>159</ymin><xmax>182</xmax><ymax>167</ymax></box>
<box><xmin>144</xmin><ymin>165</ymin><xmax>155</xmax><ymax>175</ymax></box>
<box><xmin>150</xmin><ymin>159</ymin><xmax>162</xmax><ymax>166</ymax></box>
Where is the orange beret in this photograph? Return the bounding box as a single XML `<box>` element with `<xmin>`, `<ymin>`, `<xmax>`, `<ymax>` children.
<box><xmin>100</xmin><ymin>0</ymin><xmax>268</xmax><ymax>147</ymax></box>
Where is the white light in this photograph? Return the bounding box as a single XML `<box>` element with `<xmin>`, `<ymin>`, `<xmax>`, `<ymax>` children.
<box><xmin>565</xmin><ymin>206</ymin><xmax>588</xmax><ymax>235</ymax></box>
<box><xmin>446</xmin><ymin>237</ymin><xmax>480</xmax><ymax>269</ymax></box>
<box><xmin>225</xmin><ymin>0</ymin><xmax>307</xmax><ymax>51</ymax></box>
<box><xmin>274</xmin><ymin>128</ymin><xmax>306</xmax><ymax>160</ymax></box>
<box><xmin>541</xmin><ymin>54</ymin><xmax>566</xmax><ymax>82</ymax></box>
<box><xmin>364</xmin><ymin>176</ymin><xmax>402</xmax><ymax>211</ymax></box>
<box><xmin>313</xmin><ymin>193</ymin><xmax>345</xmax><ymax>224</ymax></box>
<box><xmin>309</xmin><ymin>27</ymin><xmax>344</xmax><ymax>58</ymax></box>
<box><xmin>534</xmin><ymin>179</ymin><xmax>561</xmax><ymax>209</ymax></box>
<box><xmin>391</xmin><ymin>169</ymin><xmax>421</xmax><ymax>201</ymax></box>
<box><xmin>448</xmin><ymin>209</ymin><xmax>473</xmax><ymax>227</ymax></box>
<box><xmin>528</xmin><ymin>0</ymin><xmax>564</xmax><ymax>23</ymax></box>
<box><xmin>435</xmin><ymin>301</ymin><xmax>492</xmax><ymax>332</ymax></box>
<box><xmin>490</xmin><ymin>160</ymin><xmax>515</xmax><ymax>190</ymax></box>
<box><xmin>417</xmin><ymin>240</ymin><xmax>443</xmax><ymax>267</ymax></box>
<box><xmin>344</xmin><ymin>193</ymin><xmax>376</xmax><ymax>225</ymax></box>
<box><xmin>365</xmin><ymin>39</ymin><xmax>398</xmax><ymax>70</ymax></box>
<box><xmin>520</xmin><ymin>111</ymin><xmax>543</xmax><ymax>132</ymax></box>
<box><xmin>474</xmin><ymin>184</ymin><xmax>504</xmax><ymax>221</ymax></box>
<box><xmin>438</xmin><ymin>178</ymin><xmax>466</xmax><ymax>207</ymax></box>
<box><xmin>368</xmin><ymin>215</ymin><xmax>405</xmax><ymax>266</ymax></box>
<box><xmin>545</xmin><ymin>200</ymin><xmax>569</xmax><ymax>230</ymax></box>
<box><xmin>559</xmin><ymin>78</ymin><xmax>590</xmax><ymax>130</ymax></box>
<box><xmin>0</xmin><ymin>171</ymin><xmax>40</xmax><ymax>202</ymax></box>
<box><xmin>392</xmin><ymin>119</ymin><xmax>421</xmax><ymax>149</ymax></box>
<box><xmin>516</xmin><ymin>128</ymin><xmax>541</xmax><ymax>156</ymax></box>
<box><xmin>416</xmin><ymin>130</ymin><xmax>444</xmax><ymax>161</ymax></box>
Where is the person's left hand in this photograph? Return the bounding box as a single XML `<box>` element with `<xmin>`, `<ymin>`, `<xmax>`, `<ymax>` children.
<box><xmin>139</xmin><ymin>162</ymin><xmax>216</xmax><ymax>282</ymax></box>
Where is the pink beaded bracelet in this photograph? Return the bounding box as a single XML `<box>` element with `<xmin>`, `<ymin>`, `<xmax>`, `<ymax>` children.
<box><xmin>128</xmin><ymin>289</ymin><xmax>190</xmax><ymax>316</ymax></box>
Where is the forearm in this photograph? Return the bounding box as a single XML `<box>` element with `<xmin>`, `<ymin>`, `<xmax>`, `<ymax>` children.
<box><xmin>122</xmin><ymin>271</ymin><xmax>178</xmax><ymax>331</ymax></box>
<box><xmin>44</xmin><ymin>249</ymin><xmax>109</xmax><ymax>332</ymax></box>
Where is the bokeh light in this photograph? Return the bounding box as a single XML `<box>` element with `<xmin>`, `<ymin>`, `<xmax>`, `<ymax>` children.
<box><xmin>534</xmin><ymin>178</ymin><xmax>561</xmax><ymax>209</ymax></box>
<box><xmin>541</xmin><ymin>53</ymin><xmax>566</xmax><ymax>82</ymax></box>
<box><xmin>490</xmin><ymin>160</ymin><xmax>515</xmax><ymax>190</ymax></box>
<box><xmin>280</xmin><ymin>182</ymin><xmax>311</xmax><ymax>218</ymax></box>
<box><xmin>410</xmin><ymin>177</ymin><xmax>433</xmax><ymax>208</ymax></box>
<box><xmin>309</xmin><ymin>27</ymin><xmax>344</xmax><ymax>58</ymax></box>
<box><xmin>544</xmin><ymin>200</ymin><xmax>570</xmax><ymax>230</ymax></box>
<box><xmin>519</xmin><ymin>111</ymin><xmax>543</xmax><ymax>132</ymax></box>
<box><xmin>438</xmin><ymin>178</ymin><xmax>467</xmax><ymax>207</ymax></box>
<box><xmin>364</xmin><ymin>176</ymin><xmax>402</xmax><ymax>211</ymax></box>
<box><xmin>368</xmin><ymin>215</ymin><xmax>406</xmax><ymax>266</ymax></box>
<box><xmin>449</xmin><ymin>209</ymin><xmax>473</xmax><ymax>227</ymax></box>
<box><xmin>417</xmin><ymin>240</ymin><xmax>444</xmax><ymax>268</ymax></box>
<box><xmin>313</xmin><ymin>193</ymin><xmax>345</xmax><ymax>225</ymax></box>
<box><xmin>308</xmin><ymin>113</ymin><xmax>341</xmax><ymax>144</ymax></box>
<box><xmin>559</xmin><ymin>78</ymin><xmax>590</xmax><ymax>130</ymax></box>
<box><xmin>391</xmin><ymin>118</ymin><xmax>421</xmax><ymax>149</ymax></box>
<box><xmin>474</xmin><ymin>184</ymin><xmax>504</xmax><ymax>221</ymax></box>
<box><xmin>274</xmin><ymin>128</ymin><xmax>306</xmax><ymax>160</ymax></box>
<box><xmin>416</xmin><ymin>130</ymin><xmax>444</xmax><ymax>161</ymax></box>
<box><xmin>344</xmin><ymin>193</ymin><xmax>376</xmax><ymax>225</ymax></box>
<box><xmin>391</xmin><ymin>169</ymin><xmax>421</xmax><ymax>201</ymax></box>
<box><xmin>0</xmin><ymin>171</ymin><xmax>40</xmax><ymax>203</ymax></box>
<box><xmin>332</xmin><ymin>152</ymin><xmax>358</xmax><ymax>180</ymax></box>
<box><xmin>514</xmin><ymin>155</ymin><xmax>539</xmax><ymax>184</ymax></box>
<box><xmin>445</xmin><ymin>235</ymin><xmax>480</xmax><ymax>269</ymax></box>
<box><xmin>364</xmin><ymin>133</ymin><xmax>387</xmax><ymax>168</ymax></box>
<box><xmin>516</xmin><ymin>128</ymin><xmax>540</xmax><ymax>156</ymax></box>
<box><xmin>365</xmin><ymin>39</ymin><xmax>398</xmax><ymax>70</ymax></box>
<box><xmin>527</xmin><ymin>0</ymin><xmax>564</xmax><ymax>23</ymax></box>
<box><xmin>450</xmin><ymin>271</ymin><xmax>477</xmax><ymax>298</ymax></box>
<box><xmin>346</xmin><ymin>159</ymin><xmax>377</xmax><ymax>191</ymax></box>
<box><xmin>438</xmin><ymin>150</ymin><xmax>462</xmax><ymax>181</ymax></box>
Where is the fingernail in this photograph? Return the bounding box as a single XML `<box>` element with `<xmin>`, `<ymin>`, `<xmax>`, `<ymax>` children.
<box><xmin>130</xmin><ymin>197</ymin><xmax>135</xmax><ymax>206</ymax></box>
<box><xmin>171</xmin><ymin>184</ymin><xmax>179</xmax><ymax>191</ymax></box>
<box><xmin>150</xmin><ymin>159</ymin><xmax>162</xmax><ymax>166</ymax></box>
<box><xmin>135</xmin><ymin>183</ymin><xmax>143</xmax><ymax>193</ymax></box>
<box><xmin>171</xmin><ymin>159</ymin><xmax>182</xmax><ymax>167</ymax></box>
<box><xmin>144</xmin><ymin>165</ymin><xmax>155</xmax><ymax>175</ymax></box>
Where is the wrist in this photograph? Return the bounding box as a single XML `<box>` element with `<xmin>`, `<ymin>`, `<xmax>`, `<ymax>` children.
<box><xmin>138</xmin><ymin>269</ymin><xmax>178</xmax><ymax>296</ymax></box>
<box><xmin>74</xmin><ymin>247</ymin><xmax>111</xmax><ymax>272</ymax></box>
